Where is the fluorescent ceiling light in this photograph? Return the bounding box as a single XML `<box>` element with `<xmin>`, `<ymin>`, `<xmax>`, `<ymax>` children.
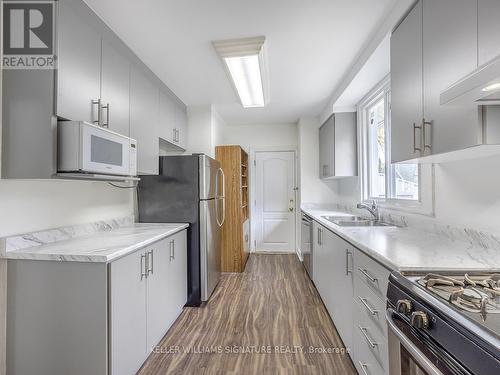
<box><xmin>213</xmin><ymin>37</ymin><xmax>269</xmax><ymax>108</ymax></box>
<box><xmin>225</xmin><ymin>55</ymin><xmax>264</xmax><ymax>108</ymax></box>
<box><xmin>482</xmin><ymin>82</ymin><xmax>500</xmax><ymax>92</ymax></box>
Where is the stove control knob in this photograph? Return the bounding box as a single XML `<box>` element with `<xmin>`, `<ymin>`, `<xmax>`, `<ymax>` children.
<box><xmin>396</xmin><ymin>299</ymin><xmax>413</xmax><ymax>315</ymax></box>
<box><xmin>411</xmin><ymin>311</ymin><xmax>429</xmax><ymax>330</ymax></box>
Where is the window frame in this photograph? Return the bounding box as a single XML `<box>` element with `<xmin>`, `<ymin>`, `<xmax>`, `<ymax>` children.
<box><xmin>358</xmin><ymin>75</ymin><xmax>435</xmax><ymax>216</ymax></box>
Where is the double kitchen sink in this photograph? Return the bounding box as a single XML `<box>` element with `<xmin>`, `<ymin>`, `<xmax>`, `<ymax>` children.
<box><xmin>322</xmin><ymin>215</ymin><xmax>395</xmax><ymax>227</ymax></box>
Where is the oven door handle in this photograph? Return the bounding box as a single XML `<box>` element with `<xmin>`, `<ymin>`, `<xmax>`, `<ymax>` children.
<box><xmin>386</xmin><ymin>308</ymin><xmax>444</xmax><ymax>375</ymax></box>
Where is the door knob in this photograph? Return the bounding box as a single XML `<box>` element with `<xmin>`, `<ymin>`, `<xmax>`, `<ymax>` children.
<box><xmin>289</xmin><ymin>207</ymin><xmax>294</xmax><ymax>212</ymax></box>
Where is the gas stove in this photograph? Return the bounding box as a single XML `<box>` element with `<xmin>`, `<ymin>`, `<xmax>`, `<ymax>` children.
<box><xmin>387</xmin><ymin>271</ymin><xmax>500</xmax><ymax>375</ymax></box>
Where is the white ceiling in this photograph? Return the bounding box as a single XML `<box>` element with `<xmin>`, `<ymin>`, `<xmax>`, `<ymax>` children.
<box><xmin>83</xmin><ymin>0</ymin><xmax>399</xmax><ymax>125</ymax></box>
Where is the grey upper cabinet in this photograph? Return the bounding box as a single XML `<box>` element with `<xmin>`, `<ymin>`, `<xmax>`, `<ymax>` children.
<box><xmin>159</xmin><ymin>90</ymin><xmax>176</xmax><ymax>144</ymax></box>
<box><xmin>2</xmin><ymin>0</ymin><xmax>187</xmax><ymax>179</ymax></box>
<box><xmin>130</xmin><ymin>67</ymin><xmax>160</xmax><ymax>175</ymax></box>
<box><xmin>101</xmin><ymin>39</ymin><xmax>131</xmax><ymax>136</ymax></box>
<box><xmin>175</xmin><ymin>104</ymin><xmax>188</xmax><ymax>150</ymax></box>
<box><xmin>422</xmin><ymin>0</ymin><xmax>479</xmax><ymax>156</ymax></box>
<box><xmin>319</xmin><ymin>115</ymin><xmax>334</xmax><ymax>178</ymax></box>
<box><xmin>390</xmin><ymin>0</ymin><xmax>491</xmax><ymax>163</ymax></box>
<box><xmin>56</xmin><ymin>0</ymin><xmax>101</xmax><ymax>124</ymax></box>
<box><xmin>319</xmin><ymin>112</ymin><xmax>357</xmax><ymax>179</ymax></box>
<box><xmin>390</xmin><ymin>0</ymin><xmax>423</xmax><ymax>163</ymax></box>
<box><xmin>478</xmin><ymin>0</ymin><xmax>500</xmax><ymax>66</ymax></box>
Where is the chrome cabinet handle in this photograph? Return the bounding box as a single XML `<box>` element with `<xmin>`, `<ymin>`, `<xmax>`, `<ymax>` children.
<box><xmin>423</xmin><ymin>119</ymin><xmax>432</xmax><ymax>151</ymax></box>
<box><xmin>346</xmin><ymin>249</ymin><xmax>352</xmax><ymax>275</ymax></box>
<box><xmin>358</xmin><ymin>268</ymin><xmax>377</xmax><ymax>283</ymax></box>
<box><xmin>169</xmin><ymin>240</ymin><xmax>175</xmax><ymax>261</ymax></box>
<box><xmin>140</xmin><ymin>253</ymin><xmax>147</xmax><ymax>280</ymax></box>
<box><xmin>358</xmin><ymin>296</ymin><xmax>378</xmax><ymax>315</ymax></box>
<box><xmin>172</xmin><ymin>128</ymin><xmax>176</xmax><ymax>142</ymax></box>
<box><xmin>148</xmin><ymin>250</ymin><xmax>154</xmax><ymax>274</ymax></box>
<box><xmin>358</xmin><ymin>326</ymin><xmax>378</xmax><ymax>348</ymax></box>
<box><xmin>101</xmin><ymin>103</ymin><xmax>110</xmax><ymax>128</ymax></box>
<box><xmin>92</xmin><ymin>99</ymin><xmax>101</xmax><ymax>125</ymax></box>
<box><xmin>358</xmin><ymin>362</ymin><xmax>369</xmax><ymax>375</ymax></box>
<box><xmin>413</xmin><ymin>122</ymin><xmax>422</xmax><ymax>153</ymax></box>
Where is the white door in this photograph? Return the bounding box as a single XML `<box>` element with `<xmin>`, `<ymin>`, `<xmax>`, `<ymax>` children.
<box><xmin>254</xmin><ymin>151</ymin><xmax>296</xmax><ymax>252</ymax></box>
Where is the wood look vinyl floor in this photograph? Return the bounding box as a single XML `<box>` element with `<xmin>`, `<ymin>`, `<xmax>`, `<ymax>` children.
<box><xmin>138</xmin><ymin>254</ymin><xmax>356</xmax><ymax>375</ymax></box>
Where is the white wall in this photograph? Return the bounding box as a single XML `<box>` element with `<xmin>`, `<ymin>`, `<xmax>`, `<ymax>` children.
<box><xmin>218</xmin><ymin>123</ymin><xmax>298</xmax><ymax>151</ymax></box>
<box><xmin>0</xmin><ymin>180</ymin><xmax>134</xmax><ymax>237</ymax></box>
<box><xmin>298</xmin><ymin>117</ymin><xmax>339</xmax><ymax>204</ymax></box>
<box><xmin>335</xmin><ymin>154</ymin><xmax>500</xmax><ymax>236</ymax></box>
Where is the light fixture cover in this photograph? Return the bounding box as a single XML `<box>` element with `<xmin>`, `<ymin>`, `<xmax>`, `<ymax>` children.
<box><xmin>213</xmin><ymin>36</ymin><xmax>269</xmax><ymax>108</ymax></box>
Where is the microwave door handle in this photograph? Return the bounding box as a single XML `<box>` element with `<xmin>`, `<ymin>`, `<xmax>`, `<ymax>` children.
<box><xmin>386</xmin><ymin>309</ymin><xmax>444</xmax><ymax>375</ymax></box>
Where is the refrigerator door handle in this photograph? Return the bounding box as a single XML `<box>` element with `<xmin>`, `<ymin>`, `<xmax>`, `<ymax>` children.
<box><xmin>219</xmin><ymin>168</ymin><xmax>226</xmax><ymax>226</ymax></box>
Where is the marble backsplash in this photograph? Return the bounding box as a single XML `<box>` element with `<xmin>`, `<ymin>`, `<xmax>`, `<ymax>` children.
<box><xmin>301</xmin><ymin>202</ymin><xmax>500</xmax><ymax>252</ymax></box>
<box><xmin>1</xmin><ymin>215</ymin><xmax>135</xmax><ymax>254</ymax></box>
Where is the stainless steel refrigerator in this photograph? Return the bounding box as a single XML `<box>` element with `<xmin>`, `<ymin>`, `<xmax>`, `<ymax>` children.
<box><xmin>137</xmin><ymin>154</ymin><xmax>224</xmax><ymax>306</ymax></box>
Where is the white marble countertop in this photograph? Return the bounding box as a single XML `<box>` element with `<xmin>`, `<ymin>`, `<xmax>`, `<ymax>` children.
<box><xmin>3</xmin><ymin>223</ymin><xmax>189</xmax><ymax>263</ymax></box>
<box><xmin>302</xmin><ymin>207</ymin><xmax>500</xmax><ymax>272</ymax></box>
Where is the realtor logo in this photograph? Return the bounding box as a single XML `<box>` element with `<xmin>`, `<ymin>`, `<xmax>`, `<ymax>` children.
<box><xmin>2</xmin><ymin>0</ymin><xmax>56</xmax><ymax>69</ymax></box>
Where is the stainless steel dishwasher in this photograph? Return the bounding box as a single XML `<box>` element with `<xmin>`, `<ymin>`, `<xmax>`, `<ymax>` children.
<box><xmin>301</xmin><ymin>212</ymin><xmax>313</xmax><ymax>279</ymax></box>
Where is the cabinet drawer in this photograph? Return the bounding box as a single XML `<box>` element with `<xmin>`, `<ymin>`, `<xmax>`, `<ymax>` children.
<box><xmin>354</xmin><ymin>276</ymin><xmax>387</xmax><ymax>337</ymax></box>
<box><xmin>353</xmin><ymin>325</ymin><xmax>385</xmax><ymax>375</ymax></box>
<box><xmin>354</xmin><ymin>250</ymin><xmax>391</xmax><ymax>300</ymax></box>
<box><xmin>354</xmin><ymin>302</ymin><xmax>388</xmax><ymax>372</ymax></box>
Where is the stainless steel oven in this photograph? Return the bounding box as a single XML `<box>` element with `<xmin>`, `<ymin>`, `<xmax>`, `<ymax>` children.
<box><xmin>386</xmin><ymin>271</ymin><xmax>500</xmax><ymax>375</ymax></box>
<box><xmin>300</xmin><ymin>212</ymin><xmax>313</xmax><ymax>279</ymax></box>
<box><xmin>387</xmin><ymin>308</ymin><xmax>450</xmax><ymax>375</ymax></box>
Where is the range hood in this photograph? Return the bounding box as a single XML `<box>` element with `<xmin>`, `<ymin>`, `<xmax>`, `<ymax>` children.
<box><xmin>441</xmin><ymin>54</ymin><xmax>500</xmax><ymax>106</ymax></box>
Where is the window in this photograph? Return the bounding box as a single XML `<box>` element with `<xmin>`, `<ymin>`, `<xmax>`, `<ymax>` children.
<box><xmin>366</xmin><ymin>94</ymin><xmax>419</xmax><ymax>201</ymax></box>
<box><xmin>359</xmin><ymin>76</ymin><xmax>434</xmax><ymax>215</ymax></box>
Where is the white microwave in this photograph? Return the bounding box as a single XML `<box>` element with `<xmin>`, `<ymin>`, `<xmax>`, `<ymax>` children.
<box><xmin>57</xmin><ymin>121</ymin><xmax>137</xmax><ymax>177</ymax></box>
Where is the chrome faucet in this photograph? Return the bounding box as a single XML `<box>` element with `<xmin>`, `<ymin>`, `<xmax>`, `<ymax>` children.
<box><xmin>357</xmin><ymin>200</ymin><xmax>379</xmax><ymax>221</ymax></box>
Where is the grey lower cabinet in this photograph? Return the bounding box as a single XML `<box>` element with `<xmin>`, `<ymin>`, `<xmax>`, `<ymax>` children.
<box><xmin>318</xmin><ymin>112</ymin><xmax>357</xmax><ymax>179</ymax></box>
<box><xmin>56</xmin><ymin>0</ymin><xmax>102</xmax><ymax>124</ymax></box>
<box><xmin>6</xmin><ymin>230</ymin><xmax>188</xmax><ymax>375</ymax></box>
<box><xmin>311</xmin><ymin>220</ymin><xmax>392</xmax><ymax>374</ymax></box>
<box><xmin>312</xmin><ymin>222</ymin><xmax>354</xmax><ymax>351</ymax></box>
<box><xmin>101</xmin><ymin>39</ymin><xmax>131</xmax><ymax>136</ymax></box>
<box><xmin>478</xmin><ymin>0</ymin><xmax>500</xmax><ymax>66</ymax></box>
<box><xmin>130</xmin><ymin>67</ymin><xmax>160</xmax><ymax>175</ymax></box>
<box><xmin>111</xmin><ymin>230</ymin><xmax>187</xmax><ymax>375</ymax></box>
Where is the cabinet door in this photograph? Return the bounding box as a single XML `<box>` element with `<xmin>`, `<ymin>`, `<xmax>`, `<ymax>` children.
<box><xmin>319</xmin><ymin>116</ymin><xmax>334</xmax><ymax>178</ymax></box>
<box><xmin>166</xmin><ymin>231</ymin><xmax>188</xmax><ymax>327</ymax></box>
<box><xmin>101</xmin><ymin>39</ymin><xmax>130</xmax><ymax>136</ymax></box>
<box><xmin>423</xmin><ymin>0</ymin><xmax>478</xmax><ymax>155</ymax></box>
<box><xmin>146</xmin><ymin>239</ymin><xmax>170</xmax><ymax>349</ymax></box>
<box><xmin>390</xmin><ymin>1</ymin><xmax>423</xmax><ymax>163</ymax></box>
<box><xmin>57</xmin><ymin>0</ymin><xmax>101</xmax><ymax>123</ymax></box>
<box><xmin>130</xmin><ymin>67</ymin><xmax>160</xmax><ymax>174</ymax></box>
<box><xmin>159</xmin><ymin>90</ymin><xmax>176</xmax><ymax>144</ymax></box>
<box><xmin>478</xmin><ymin>0</ymin><xmax>500</xmax><ymax>65</ymax></box>
<box><xmin>312</xmin><ymin>222</ymin><xmax>323</xmax><ymax>288</ymax></box>
<box><xmin>175</xmin><ymin>104</ymin><xmax>188</xmax><ymax>150</ymax></box>
<box><xmin>330</xmin><ymin>235</ymin><xmax>354</xmax><ymax>351</ymax></box>
<box><xmin>110</xmin><ymin>251</ymin><xmax>147</xmax><ymax>375</ymax></box>
<box><xmin>334</xmin><ymin>112</ymin><xmax>357</xmax><ymax>177</ymax></box>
